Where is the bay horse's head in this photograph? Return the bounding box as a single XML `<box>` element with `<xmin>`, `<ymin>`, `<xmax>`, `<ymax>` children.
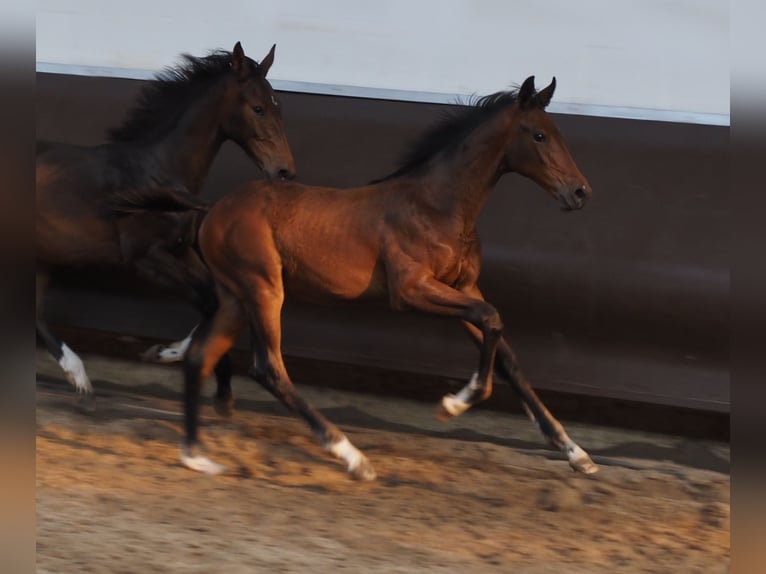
<box><xmin>506</xmin><ymin>76</ymin><xmax>591</xmax><ymax>211</ymax></box>
<box><xmin>221</xmin><ymin>42</ymin><xmax>296</xmax><ymax>181</ymax></box>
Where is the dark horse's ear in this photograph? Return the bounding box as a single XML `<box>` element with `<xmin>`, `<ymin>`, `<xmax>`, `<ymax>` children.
<box><xmin>518</xmin><ymin>76</ymin><xmax>537</xmax><ymax>109</ymax></box>
<box><xmin>536</xmin><ymin>77</ymin><xmax>556</xmax><ymax>109</ymax></box>
<box><xmin>231</xmin><ymin>41</ymin><xmax>250</xmax><ymax>78</ymax></box>
<box><xmin>258</xmin><ymin>44</ymin><xmax>276</xmax><ymax>77</ymax></box>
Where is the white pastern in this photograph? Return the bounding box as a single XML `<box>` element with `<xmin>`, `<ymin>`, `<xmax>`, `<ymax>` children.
<box><xmin>328</xmin><ymin>436</ymin><xmax>375</xmax><ymax>480</ymax></box>
<box><xmin>329</xmin><ymin>436</ymin><xmax>364</xmax><ymax>469</ymax></box>
<box><xmin>180</xmin><ymin>452</ymin><xmax>226</xmax><ymax>475</ymax></box>
<box><xmin>565</xmin><ymin>442</ymin><xmax>599</xmax><ymax>474</ymax></box>
<box><xmin>441</xmin><ymin>372</ymin><xmax>480</xmax><ymax>417</ymax></box>
<box><xmin>59</xmin><ymin>344</ymin><xmax>92</xmax><ymax>393</ymax></box>
<box><xmin>156</xmin><ymin>326</ymin><xmax>197</xmax><ymax>363</ymax></box>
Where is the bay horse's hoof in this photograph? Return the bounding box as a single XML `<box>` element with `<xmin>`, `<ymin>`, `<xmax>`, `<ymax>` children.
<box><xmin>349</xmin><ymin>456</ymin><xmax>377</xmax><ymax>482</ymax></box>
<box><xmin>180</xmin><ymin>443</ymin><xmax>225</xmax><ymax>475</ymax></box>
<box><xmin>435</xmin><ymin>402</ymin><xmax>454</xmax><ymax>422</ymax></box>
<box><xmin>568</xmin><ymin>448</ymin><xmax>599</xmax><ymax>475</ymax></box>
<box><xmin>435</xmin><ymin>394</ymin><xmax>471</xmax><ymax>422</ymax></box>
<box><xmin>213</xmin><ymin>395</ymin><xmax>235</xmax><ymax>419</ymax></box>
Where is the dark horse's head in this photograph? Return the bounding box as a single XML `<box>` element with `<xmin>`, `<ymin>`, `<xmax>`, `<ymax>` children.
<box><xmin>505</xmin><ymin>76</ymin><xmax>591</xmax><ymax>211</ymax></box>
<box><xmin>221</xmin><ymin>42</ymin><xmax>296</xmax><ymax>180</ymax></box>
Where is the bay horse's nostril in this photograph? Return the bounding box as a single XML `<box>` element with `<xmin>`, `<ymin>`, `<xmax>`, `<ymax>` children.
<box><xmin>574</xmin><ymin>187</ymin><xmax>587</xmax><ymax>200</ymax></box>
<box><xmin>278</xmin><ymin>168</ymin><xmax>295</xmax><ymax>181</ymax></box>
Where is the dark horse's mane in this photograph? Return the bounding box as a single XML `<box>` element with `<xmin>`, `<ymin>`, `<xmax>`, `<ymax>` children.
<box><xmin>104</xmin><ymin>185</ymin><xmax>209</xmax><ymax>217</ymax></box>
<box><xmin>372</xmin><ymin>89</ymin><xmax>521</xmax><ymax>183</ymax></box>
<box><xmin>107</xmin><ymin>50</ymin><xmax>257</xmax><ymax>143</ymax></box>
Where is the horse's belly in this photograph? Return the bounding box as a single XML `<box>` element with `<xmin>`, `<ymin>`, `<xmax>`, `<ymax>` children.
<box><xmin>36</xmin><ymin>218</ymin><xmax>121</xmax><ymax>267</ymax></box>
<box><xmin>282</xmin><ymin>259</ymin><xmax>384</xmax><ymax>303</ymax></box>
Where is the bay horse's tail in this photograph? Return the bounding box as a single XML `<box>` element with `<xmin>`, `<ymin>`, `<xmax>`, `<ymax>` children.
<box><xmin>105</xmin><ymin>186</ymin><xmax>209</xmax><ymax>217</ymax></box>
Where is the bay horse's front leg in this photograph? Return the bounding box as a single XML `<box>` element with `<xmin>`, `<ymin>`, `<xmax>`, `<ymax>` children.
<box><xmin>461</xmin><ymin>321</ymin><xmax>598</xmax><ymax>475</ymax></box>
<box><xmin>396</xmin><ymin>276</ymin><xmax>503</xmax><ymax>418</ymax></box>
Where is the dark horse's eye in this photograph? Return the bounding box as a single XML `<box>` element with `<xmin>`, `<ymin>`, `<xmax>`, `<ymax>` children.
<box><xmin>253</xmin><ymin>106</ymin><xmax>264</xmax><ymax>116</ymax></box>
<box><xmin>533</xmin><ymin>132</ymin><xmax>546</xmax><ymax>143</ymax></box>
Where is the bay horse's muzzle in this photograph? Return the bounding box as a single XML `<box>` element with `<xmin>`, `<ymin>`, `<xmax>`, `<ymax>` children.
<box><xmin>559</xmin><ymin>185</ymin><xmax>591</xmax><ymax>211</ymax></box>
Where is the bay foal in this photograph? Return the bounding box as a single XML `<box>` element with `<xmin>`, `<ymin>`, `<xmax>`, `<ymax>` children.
<box><xmin>183</xmin><ymin>76</ymin><xmax>598</xmax><ymax>479</ymax></box>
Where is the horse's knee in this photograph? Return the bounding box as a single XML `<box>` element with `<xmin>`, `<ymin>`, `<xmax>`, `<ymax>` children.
<box><xmin>485</xmin><ymin>311</ymin><xmax>503</xmax><ymax>334</ymax></box>
<box><xmin>476</xmin><ymin>303</ymin><xmax>502</xmax><ymax>335</ymax></box>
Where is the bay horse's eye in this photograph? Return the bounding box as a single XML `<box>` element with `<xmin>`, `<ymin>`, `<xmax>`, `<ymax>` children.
<box><xmin>533</xmin><ymin>132</ymin><xmax>546</xmax><ymax>143</ymax></box>
<box><xmin>253</xmin><ymin>106</ymin><xmax>264</xmax><ymax>116</ymax></box>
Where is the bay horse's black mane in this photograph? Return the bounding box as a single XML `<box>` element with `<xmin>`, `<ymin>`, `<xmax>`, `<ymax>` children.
<box><xmin>372</xmin><ymin>89</ymin><xmax>521</xmax><ymax>183</ymax></box>
<box><xmin>107</xmin><ymin>50</ymin><xmax>260</xmax><ymax>143</ymax></box>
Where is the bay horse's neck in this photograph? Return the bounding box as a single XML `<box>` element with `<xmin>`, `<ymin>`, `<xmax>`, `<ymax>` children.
<box><xmin>424</xmin><ymin>111</ymin><xmax>511</xmax><ymax>227</ymax></box>
<box><xmin>149</xmin><ymin>86</ymin><xmax>227</xmax><ymax>195</ymax></box>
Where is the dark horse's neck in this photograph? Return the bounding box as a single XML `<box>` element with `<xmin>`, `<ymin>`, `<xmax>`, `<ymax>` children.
<box><xmin>152</xmin><ymin>86</ymin><xmax>227</xmax><ymax>195</ymax></box>
<box><xmin>420</xmin><ymin>110</ymin><xmax>511</xmax><ymax>229</ymax></box>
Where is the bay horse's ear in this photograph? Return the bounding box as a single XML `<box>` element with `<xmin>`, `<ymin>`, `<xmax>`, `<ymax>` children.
<box><xmin>258</xmin><ymin>44</ymin><xmax>276</xmax><ymax>77</ymax></box>
<box><xmin>231</xmin><ymin>41</ymin><xmax>248</xmax><ymax>78</ymax></box>
<box><xmin>536</xmin><ymin>77</ymin><xmax>556</xmax><ymax>109</ymax></box>
<box><xmin>518</xmin><ymin>75</ymin><xmax>536</xmax><ymax>108</ymax></box>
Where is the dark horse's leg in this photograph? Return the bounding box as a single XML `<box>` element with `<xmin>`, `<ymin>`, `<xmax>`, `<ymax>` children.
<box><xmin>132</xmin><ymin>246</ymin><xmax>235</xmax><ymax>417</ymax></box>
<box><xmin>141</xmin><ymin>325</ymin><xmax>197</xmax><ymax>363</ymax></box>
<box><xmin>461</xmin><ymin>323</ymin><xmax>598</xmax><ymax>474</ymax></box>
<box><xmin>244</xmin><ymin>274</ymin><xmax>376</xmax><ymax>481</ymax></box>
<box><xmin>36</xmin><ymin>267</ymin><xmax>94</xmax><ymax>397</ymax></box>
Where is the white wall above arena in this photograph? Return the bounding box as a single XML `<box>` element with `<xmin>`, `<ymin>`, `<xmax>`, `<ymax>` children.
<box><xmin>36</xmin><ymin>0</ymin><xmax>729</xmax><ymax>125</ymax></box>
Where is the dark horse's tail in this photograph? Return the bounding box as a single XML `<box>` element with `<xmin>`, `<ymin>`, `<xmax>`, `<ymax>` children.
<box><xmin>105</xmin><ymin>186</ymin><xmax>209</xmax><ymax>217</ymax></box>
<box><xmin>37</xmin><ymin>140</ymin><xmax>56</xmax><ymax>155</ymax></box>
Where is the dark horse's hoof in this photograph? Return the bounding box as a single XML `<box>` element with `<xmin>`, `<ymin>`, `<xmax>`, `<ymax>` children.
<box><xmin>76</xmin><ymin>392</ymin><xmax>97</xmax><ymax>413</ymax></box>
<box><xmin>213</xmin><ymin>395</ymin><xmax>235</xmax><ymax>419</ymax></box>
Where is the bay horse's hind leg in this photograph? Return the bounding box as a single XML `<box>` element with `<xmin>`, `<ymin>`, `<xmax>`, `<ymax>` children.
<box><xmin>133</xmin><ymin>247</ymin><xmax>235</xmax><ymax>418</ymax></box>
<box><xmin>246</xmin><ymin>278</ymin><xmax>376</xmax><ymax>481</ymax></box>
<box><xmin>36</xmin><ymin>268</ymin><xmax>94</xmax><ymax>399</ymax></box>
<box><xmin>181</xmin><ymin>286</ymin><xmax>245</xmax><ymax>475</ymax></box>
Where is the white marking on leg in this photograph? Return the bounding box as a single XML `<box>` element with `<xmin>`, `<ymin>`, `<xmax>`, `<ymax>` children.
<box><xmin>441</xmin><ymin>372</ymin><xmax>480</xmax><ymax>417</ymax></box>
<box><xmin>59</xmin><ymin>344</ymin><xmax>92</xmax><ymax>393</ymax></box>
<box><xmin>180</xmin><ymin>452</ymin><xmax>225</xmax><ymax>475</ymax></box>
<box><xmin>329</xmin><ymin>436</ymin><xmax>363</xmax><ymax>469</ymax></box>
<box><xmin>156</xmin><ymin>325</ymin><xmax>198</xmax><ymax>363</ymax></box>
<box><xmin>564</xmin><ymin>440</ymin><xmax>599</xmax><ymax>475</ymax></box>
<box><xmin>328</xmin><ymin>436</ymin><xmax>376</xmax><ymax>480</ymax></box>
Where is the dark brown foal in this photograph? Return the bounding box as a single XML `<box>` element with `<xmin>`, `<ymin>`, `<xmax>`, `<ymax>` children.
<box><xmin>183</xmin><ymin>76</ymin><xmax>598</xmax><ymax>479</ymax></box>
<box><xmin>37</xmin><ymin>42</ymin><xmax>294</xmax><ymax>405</ymax></box>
